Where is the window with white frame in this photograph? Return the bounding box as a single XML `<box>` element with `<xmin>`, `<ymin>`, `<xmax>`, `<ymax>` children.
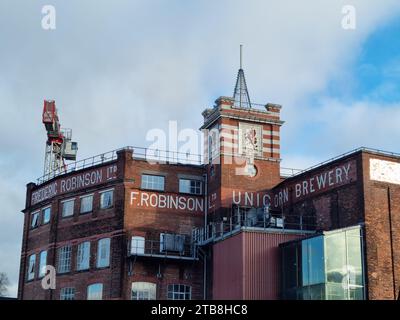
<box><xmin>38</xmin><ymin>250</ymin><xmax>47</xmax><ymax>278</ymax></box>
<box><xmin>131</xmin><ymin>282</ymin><xmax>156</xmax><ymax>300</ymax></box>
<box><xmin>62</xmin><ymin>199</ymin><xmax>74</xmax><ymax>217</ymax></box>
<box><xmin>80</xmin><ymin>195</ymin><xmax>93</xmax><ymax>214</ymax></box>
<box><xmin>31</xmin><ymin>211</ymin><xmax>40</xmax><ymax>229</ymax></box>
<box><xmin>27</xmin><ymin>254</ymin><xmax>36</xmax><ymax>281</ymax></box>
<box><xmin>87</xmin><ymin>283</ymin><xmax>103</xmax><ymax>300</ymax></box>
<box><xmin>76</xmin><ymin>241</ymin><xmax>90</xmax><ymax>271</ymax></box>
<box><xmin>57</xmin><ymin>245</ymin><xmax>72</xmax><ymax>274</ymax></box>
<box><xmin>100</xmin><ymin>190</ymin><xmax>113</xmax><ymax>209</ymax></box>
<box><xmin>208</xmin><ymin>127</ymin><xmax>219</xmax><ymax>161</ymax></box>
<box><xmin>60</xmin><ymin>287</ymin><xmax>75</xmax><ymax>300</ymax></box>
<box><xmin>167</xmin><ymin>284</ymin><xmax>191</xmax><ymax>300</ymax></box>
<box><xmin>97</xmin><ymin>238</ymin><xmax>110</xmax><ymax>268</ymax></box>
<box><xmin>130</xmin><ymin>236</ymin><xmax>145</xmax><ymax>255</ymax></box>
<box><xmin>141</xmin><ymin>174</ymin><xmax>165</xmax><ymax>191</ymax></box>
<box><xmin>42</xmin><ymin>206</ymin><xmax>51</xmax><ymax>224</ymax></box>
<box><xmin>179</xmin><ymin>179</ymin><xmax>202</xmax><ymax>195</ymax></box>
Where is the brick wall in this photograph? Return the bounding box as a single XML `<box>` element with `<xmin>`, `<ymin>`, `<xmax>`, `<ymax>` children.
<box><xmin>362</xmin><ymin>152</ymin><xmax>400</xmax><ymax>300</ymax></box>
<box><xmin>122</xmin><ymin>150</ymin><xmax>204</xmax><ymax>299</ymax></box>
<box><xmin>19</xmin><ymin>160</ymin><xmax>124</xmax><ymax>300</ymax></box>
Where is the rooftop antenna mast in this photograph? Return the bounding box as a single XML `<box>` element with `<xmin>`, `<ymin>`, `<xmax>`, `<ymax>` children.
<box><xmin>240</xmin><ymin>44</ymin><xmax>243</xmax><ymax>69</ymax></box>
<box><xmin>233</xmin><ymin>44</ymin><xmax>252</xmax><ymax>108</ymax></box>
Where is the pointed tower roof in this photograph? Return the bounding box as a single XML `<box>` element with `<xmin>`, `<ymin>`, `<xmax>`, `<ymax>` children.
<box><xmin>233</xmin><ymin>45</ymin><xmax>252</xmax><ymax>108</ymax></box>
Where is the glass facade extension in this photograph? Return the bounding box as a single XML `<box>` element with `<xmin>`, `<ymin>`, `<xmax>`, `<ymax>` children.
<box><xmin>281</xmin><ymin>226</ymin><xmax>365</xmax><ymax>300</ymax></box>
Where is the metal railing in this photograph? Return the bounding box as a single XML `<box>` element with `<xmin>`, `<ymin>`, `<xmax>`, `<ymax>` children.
<box><xmin>127</xmin><ymin>238</ymin><xmax>197</xmax><ymax>260</ymax></box>
<box><xmin>283</xmin><ymin>147</ymin><xmax>400</xmax><ymax>178</ymax></box>
<box><xmin>37</xmin><ymin>145</ymin><xmax>399</xmax><ymax>185</ymax></box>
<box><xmin>280</xmin><ymin>167</ymin><xmax>303</xmax><ymax>177</ymax></box>
<box><xmin>193</xmin><ymin>207</ymin><xmax>316</xmax><ymax>246</ymax></box>
<box><xmin>36</xmin><ymin>146</ymin><xmax>203</xmax><ymax>184</ymax></box>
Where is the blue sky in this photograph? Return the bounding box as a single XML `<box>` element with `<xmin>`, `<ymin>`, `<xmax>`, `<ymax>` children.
<box><xmin>325</xmin><ymin>18</ymin><xmax>400</xmax><ymax>104</ymax></box>
<box><xmin>281</xmin><ymin>13</ymin><xmax>400</xmax><ymax>162</ymax></box>
<box><xmin>0</xmin><ymin>0</ymin><xmax>400</xmax><ymax>297</ymax></box>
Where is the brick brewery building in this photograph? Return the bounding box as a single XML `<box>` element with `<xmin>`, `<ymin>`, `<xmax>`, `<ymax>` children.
<box><xmin>18</xmin><ymin>64</ymin><xmax>400</xmax><ymax>300</ymax></box>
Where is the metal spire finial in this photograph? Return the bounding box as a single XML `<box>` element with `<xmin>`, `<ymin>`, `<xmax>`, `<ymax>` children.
<box><xmin>240</xmin><ymin>44</ymin><xmax>243</xmax><ymax>69</ymax></box>
<box><xmin>233</xmin><ymin>45</ymin><xmax>252</xmax><ymax>108</ymax></box>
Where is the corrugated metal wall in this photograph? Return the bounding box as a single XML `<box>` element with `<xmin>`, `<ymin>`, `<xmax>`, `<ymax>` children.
<box><xmin>212</xmin><ymin>233</ymin><xmax>244</xmax><ymax>299</ymax></box>
<box><xmin>213</xmin><ymin>231</ymin><xmax>304</xmax><ymax>300</ymax></box>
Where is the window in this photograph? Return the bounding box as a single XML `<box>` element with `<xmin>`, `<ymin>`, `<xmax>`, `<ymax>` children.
<box><xmin>38</xmin><ymin>250</ymin><xmax>47</xmax><ymax>278</ymax></box>
<box><xmin>131</xmin><ymin>282</ymin><xmax>156</xmax><ymax>300</ymax></box>
<box><xmin>80</xmin><ymin>195</ymin><xmax>93</xmax><ymax>214</ymax></box>
<box><xmin>76</xmin><ymin>241</ymin><xmax>90</xmax><ymax>271</ymax></box>
<box><xmin>208</xmin><ymin>135</ymin><xmax>213</xmax><ymax>162</ymax></box>
<box><xmin>31</xmin><ymin>211</ymin><xmax>40</xmax><ymax>229</ymax></box>
<box><xmin>210</xmin><ymin>165</ymin><xmax>215</xmax><ymax>177</ymax></box>
<box><xmin>87</xmin><ymin>283</ymin><xmax>103</xmax><ymax>300</ymax></box>
<box><xmin>27</xmin><ymin>254</ymin><xmax>36</xmax><ymax>281</ymax></box>
<box><xmin>100</xmin><ymin>190</ymin><xmax>113</xmax><ymax>209</ymax></box>
<box><xmin>280</xmin><ymin>226</ymin><xmax>365</xmax><ymax>300</ymax></box>
<box><xmin>97</xmin><ymin>238</ymin><xmax>110</xmax><ymax>268</ymax></box>
<box><xmin>208</xmin><ymin>128</ymin><xmax>219</xmax><ymax>161</ymax></box>
<box><xmin>281</xmin><ymin>243</ymin><xmax>299</xmax><ymax>291</ymax></box>
<box><xmin>141</xmin><ymin>174</ymin><xmax>164</xmax><ymax>191</ymax></box>
<box><xmin>58</xmin><ymin>245</ymin><xmax>72</xmax><ymax>274</ymax></box>
<box><xmin>160</xmin><ymin>233</ymin><xmax>185</xmax><ymax>252</ymax></box>
<box><xmin>167</xmin><ymin>284</ymin><xmax>191</xmax><ymax>300</ymax></box>
<box><xmin>179</xmin><ymin>179</ymin><xmax>202</xmax><ymax>195</ymax></box>
<box><xmin>42</xmin><ymin>207</ymin><xmax>51</xmax><ymax>224</ymax></box>
<box><xmin>302</xmin><ymin>236</ymin><xmax>325</xmax><ymax>286</ymax></box>
<box><xmin>60</xmin><ymin>287</ymin><xmax>75</xmax><ymax>300</ymax></box>
<box><xmin>62</xmin><ymin>199</ymin><xmax>74</xmax><ymax>217</ymax></box>
<box><xmin>130</xmin><ymin>236</ymin><xmax>145</xmax><ymax>255</ymax></box>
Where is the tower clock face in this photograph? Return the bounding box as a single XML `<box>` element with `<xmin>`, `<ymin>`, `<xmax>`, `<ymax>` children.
<box><xmin>246</xmin><ymin>164</ymin><xmax>257</xmax><ymax>177</ymax></box>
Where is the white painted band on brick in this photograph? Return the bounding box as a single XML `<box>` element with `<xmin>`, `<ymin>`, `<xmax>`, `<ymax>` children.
<box><xmin>263</xmin><ymin>147</ymin><xmax>280</xmax><ymax>152</ymax></box>
<box><xmin>221</xmin><ymin>141</ymin><xmax>239</xmax><ymax>149</ymax></box>
<box><xmin>221</xmin><ymin>124</ymin><xmax>238</xmax><ymax>131</ymax></box>
<box><xmin>263</xmin><ymin>130</ymin><xmax>280</xmax><ymax>136</ymax></box>
<box><xmin>220</xmin><ymin>133</ymin><xmax>238</xmax><ymax>141</ymax></box>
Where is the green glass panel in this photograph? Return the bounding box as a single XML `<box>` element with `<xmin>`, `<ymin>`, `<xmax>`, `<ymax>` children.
<box><xmin>326</xmin><ymin>283</ymin><xmax>346</xmax><ymax>300</ymax></box>
<box><xmin>302</xmin><ymin>236</ymin><xmax>324</xmax><ymax>286</ymax></box>
<box><xmin>325</xmin><ymin>233</ymin><xmax>346</xmax><ymax>284</ymax></box>
<box><xmin>345</xmin><ymin>230</ymin><xmax>363</xmax><ymax>287</ymax></box>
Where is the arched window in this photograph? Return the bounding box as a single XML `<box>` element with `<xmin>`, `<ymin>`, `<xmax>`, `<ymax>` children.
<box><xmin>131</xmin><ymin>282</ymin><xmax>156</xmax><ymax>300</ymax></box>
<box><xmin>87</xmin><ymin>283</ymin><xmax>103</xmax><ymax>300</ymax></box>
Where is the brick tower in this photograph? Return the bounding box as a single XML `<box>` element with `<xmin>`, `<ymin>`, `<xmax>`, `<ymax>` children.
<box><xmin>200</xmin><ymin>59</ymin><xmax>285</xmax><ymax>223</ymax></box>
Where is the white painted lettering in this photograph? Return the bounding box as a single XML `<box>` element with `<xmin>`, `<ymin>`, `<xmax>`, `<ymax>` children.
<box><xmin>336</xmin><ymin>167</ymin><xmax>343</xmax><ymax>183</ymax></box>
<box><xmin>343</xmin><ymin>163</ymin><xmax>351</xmax><ymax>180</ymax></box>
<box><xmin>316</xmin><ymin>173</ymin><xmax>327</xmax><ymax>189</ymax></box>
<box><xmin>295</xmin><ymin>183</ymin><xmax>302</xmax><ymax>198</ymax></box>
<box><xmin>328</xmin><ymin>170</ymin><xmax>334</xmax><ymax>186</ymax></box>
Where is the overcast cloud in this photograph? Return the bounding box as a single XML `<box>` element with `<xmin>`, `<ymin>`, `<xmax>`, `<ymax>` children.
<box><xmin>1</xmin><ymin>0</ymin><xmax>400</xmax><ymax>297</ymax></box>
